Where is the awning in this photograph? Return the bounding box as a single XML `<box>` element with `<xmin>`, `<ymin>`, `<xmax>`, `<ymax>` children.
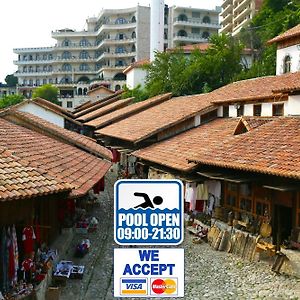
<box><xmin>197</xmin><ymin>171</ymin><xmax>253</xmax><ymax>183</ymax></box>
<box><xmin>263</xmin><ymin>184</ymin><xmax>299</xmax><ymax>192</ymax></box>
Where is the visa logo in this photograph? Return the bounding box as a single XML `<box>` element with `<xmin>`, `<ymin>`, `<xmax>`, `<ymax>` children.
<box><xmin>121</xmin><ymin>278</ymin><xmax>147</xmax><ymax>295</ymax></box>
<box><xmin>126</xmin><ymin>283</ymin><xmax>142</xmax><ymax>289</ymax></box>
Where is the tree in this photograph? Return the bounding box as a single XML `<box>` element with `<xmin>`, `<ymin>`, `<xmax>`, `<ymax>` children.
<box><xmin>145</xmin><ymin>34</ymin><xmax>244</xmax><ymax>97</ymax></box>
<box><xmin>5</xmin><ymin>74</ymin><xmax>18</xmax><ymax>87</ymax></box>
<box><xmin>0</xmin><ymin>94</ymin><xmax>24</xmax><ymax>109</ymax></box>
<box><xmin>236</xmin><ymin>0</ymin><xmax>300</xmax><ymax>80</ymax></box>
<box><xmin>145</xmin><ymin>50</ymin><xmax>190</xmax><ymax>97</ymax></box>
<box><xmin>121</xmin><ymin>85</ymin><xmax>150</xmax><ymax>103</ymax></box>
<box><xmin>32</xmin><ymin>84</ymin><xmax>59</xmax><ymax>104</ymax></box>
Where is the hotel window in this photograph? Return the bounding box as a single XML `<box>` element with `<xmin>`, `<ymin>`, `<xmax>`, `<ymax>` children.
<box><xmin>62</xmin><ymin>39</ymin><xmax>70</xmax><ymax>47</ymax></box>
<box><xmin>115</xmin><ymin>46</ymin><xmax>125</xmax><ymax>54</ymax></box>
<box><xmin>253</xmin><ymin>104</ymin><xmax>262</xmax><ymax>116</ymax></box>
<box><xmin>80</xmin><ymin>39</ymin><xmax>88</xmax><ymax>47</ymax></box>
<box><xmin>202</xmin><ymin>31</ymin><xmax>210</xmax><ymax>39</ymax></box>
<box><xmin>272</xmin><ymin>103</ymin><xmax>284</xmax><ymax>116</ymax></box>
<box><xmin>192</xmin><ymin>12</ymin><xmax>200</xmax><ymax>18</ymax></box>
<box><xmin>79</xmin><ymin>63</ymin><xmax>89</xmax><ymax>71</ymax></box>
<box><xmin>132</xmin><ymin>31</ymin><xmax>136</xmax><ymax>39</ymax></box>
<box><xmin>115</xmin><ymin>17</ymin><xmax>127</xmax><ymax>24</ymax></box>
<box><xmin>62</xmin><ymin>51</ymin><xmax>71</xmax><ymax>59</ymax></box>
<box><xmin>79</xmin><ymin>51</ymin><xmax>89</xmax><ymax>59</ymax></box>
<box><xmin>62</xmin><ymin>63</ymin><xmax>72</xmax><ymax>71</ymax></box>
<box><xmin>67</xmin><ymin>101</ymin><xmax>73</xmax><ymax>108</ymax></box>
<box><xmin>192</xmin><ymin>27</ymin><xmax>200</xmax><ymax>34</ymax></box>
<box><xmin>283</xmin><ymin>55</ymin><xmax>291</xmax><ymax>73</ymax></box>
<box><xmin>178</xmin><ymin>14</ymin><xmax>188</xmax><ymax>22</ymax></box>
<box><xmin>43</xmin><ymin>79</ymin><xmax>47</xmax><ymax>85</ymax></box>
<box><xmin>202</xmin><ymin>16</ymin><xmax>211</xmax><ymax>23</ymax></box>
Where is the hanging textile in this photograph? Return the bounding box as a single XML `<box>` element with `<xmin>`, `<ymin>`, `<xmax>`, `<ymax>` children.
<box><xmin>184</xmin><ymin>182</ymin><xmax>197</xmax><ymax>211</ymax></box>
<box><xmin>11</xmin><ymin>225</ymin><xmax>18</xmax><ymax>285</ymax></box>
<box><xmin>22</xmin><ymin>227</ymin><xmax>36</xmax><ymax>255</ymax></box>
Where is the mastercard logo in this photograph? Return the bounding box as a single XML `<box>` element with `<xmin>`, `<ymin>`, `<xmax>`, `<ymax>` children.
<box><xmin>151</xmin><ymin>278</ymin><xmax>177</xmax><ymax>294</ymax></box>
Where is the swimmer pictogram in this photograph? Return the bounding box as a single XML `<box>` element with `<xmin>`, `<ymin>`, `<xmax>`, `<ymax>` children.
<box><xmin>133</xmin><ymin>192</ymin><xmax>163</xmax><ymax>209</ymax></box>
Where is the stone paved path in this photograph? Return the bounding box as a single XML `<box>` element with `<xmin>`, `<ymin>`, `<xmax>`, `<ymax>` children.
<box><xmin>59</xmin><ymin>171</ymin><xmax>300</xmax><ymax>300</ymax></box>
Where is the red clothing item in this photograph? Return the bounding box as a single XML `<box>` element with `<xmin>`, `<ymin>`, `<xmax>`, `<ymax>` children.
<box><xmin>21</xmin><ymin>258</ymin><xmax>34</xmax><ymax>272</ymax></box>
<box><xmin>22</xmin><ymin>227</ymin><xmax>36</xmax><ymax>255</ymax></box>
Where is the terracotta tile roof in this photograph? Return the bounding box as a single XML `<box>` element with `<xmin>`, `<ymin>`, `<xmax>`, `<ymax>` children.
<box><xmin>167</xmin><ymin>43</ymin><xmax>211</xmax><ymax>53</ymax></box>
<box><xmin>33</xmin><ymin>97</ymin><xmax>74</xmax><ymax>118</ymax></box>
<box><xmin>73</xmin><ymin>93</ymin><xmax>123</xmax><ymax>118</ymax></box>
<box><xmin>123</xmin><ymin>59</ymin><xmax>150</xmax><ymax>74</ymax></box>
<box><xmin>1</xmin><ymin>110</ymin><xmax>112</xmax><ymax>161</ymax></box>
<box><xmin>268</xmin><ymin>24</ymin><xmax>300</xmax><ymax>44</ymax></box>
<box><xmin>12</xmin><ymin>99</ymin><xmax>81</xmax><ymax>126</ymax></box>
<box><xmin>210</xmin><ymin>72</ymin><xmax>300</xmax><ymax>104</ymax></box>
<box><xmin>96</xmin><ymin>94</ymin><xmax>215</xmax><ymax>143</ymax></box>
<box><xmin>233</xmin><ymin>116</ymin><xmax>274</xmax><ymax>134</ymax></box>
<box><xmin>0</xmin><ymin>118</ymin><xmax>112</xmax><ymax>198</ymax></box>
<box><xmin>74</xmin><ymin>100</ymin><xmax>92</xmax><ymax>112</ymax></box>
<box><xmin>190</xmin><ymin>117</ymin><xmax>300</xmax><ymax>179</ymax></box>
<box><xmin>132</xmin><ymin>118</ymin><xmax>238</xmax><ymax>171</ymax></box>
<box><xmin>85</xmin><ymin>93</ymin><xmax>172</xmax><ymax>129</ymax></box>
<box><xmin>76</xmin><ymin>98</ymin><xmax>134</xmax><ymax>123</ymax></box>
<box><xmin>87</xmin><ymin>85</ymin><xmax>115</xmax><ymax>95</ymax></box>
<box><xmin>0</xmin><ymin>147</ymin><xmax>71</xmax><ymax>202</ymax></box>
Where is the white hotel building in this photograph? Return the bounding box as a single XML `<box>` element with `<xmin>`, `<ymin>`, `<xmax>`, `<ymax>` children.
<box><xmin>14</xmin><ymin>5</ymin><xmax>220</xmax><ymax>109</ymax></box>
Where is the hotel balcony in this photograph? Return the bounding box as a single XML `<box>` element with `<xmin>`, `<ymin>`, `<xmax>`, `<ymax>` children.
<box><xmin>233</xmin><ymin>6</ymin><xmax>251</xmax><ymax>26</ymax></box>
<box><xmin>221</xmin><ymin>3</ymin><xmax>233</xmax><ymax>17</ymax></box>
<box><xmin>233</xmin><ymin>0</ymin><xmax>250</xmax><ymax>14</ymax></box>
<box><xmin>220</xmin><ymin>22</ymin><xmax>233</xmax><ymax>34</ymax></box>
<box><xmin>55</xmin><ymin>43</ymin><xmax>97</xmax><ymax>50</ymax></box>
<box><xmin>96</xmin><ymin>21</ymin><xmax>136</xmax><ymax>35</ymax></box>
<box><xmin>222</xmin><ymin>0</ymin><xmax>233</xmax><ymax>8</ymax></box>
<box><xmin>52</xmin><ymin>67</ymin><xmax>97</xmax><ymax>75</ymax></box>
<box><xmin>14</xmin><ymin>70</ymin><xmax>53</xmax><ymax>77</ymax></box>
<box><xmin>173</xmin><ymin>34</ymin><xmax>208</xmax><ymax>44</ymax></box>
<box><xmin>232</xmin><ymin>16</ymin><xmax>251</xmax><ymax>36</ymax></box>
<box><xmin>173</xmin><ymin>18</ymin><xmax>220</xmax><ymax>30</ymax></box>
<box><xmin>13</xmin><ymin>47</ymin><xmax>53</xmax><ymax>54</ymax></box>
<box><xmin>97</xmin><ymin>65</ymin><xmax>129</xmax><ymax>73</ymax></box>
<box><xmin>96</xmin><ymin>51</ymin><xmax>136</xmax><ymax>62</ymax></box>
<box><xmin>221</xmin><ymin>13</ymin><xmax>233</xmax><ymax>27</ymax></box>
<box><xmin>52</xmin><ymin>56</ymin><xmax>97</xmax><ymax>63</ymax></box>
<box><xmin>96</xmin><ymin>38</ymin><xmax>136</xmax><ymax>49</ymax></box>
<box><xmin>14</xmin><ymin>59</ymin><xmax>54</xmax><ymax>65</ymax></box>
<box><xmin>51</xmin><ymin>29</ymin><xmax>96</xmax><ymax>38</ymax></box>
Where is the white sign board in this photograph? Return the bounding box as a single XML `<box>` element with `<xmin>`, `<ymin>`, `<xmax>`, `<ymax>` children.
<box><xmin>114</xmin><ymin>248</ymin><xmax>184</xmax><ymax>297</ymax></box>
<box><xmin>114</xmin><ymin>179</ymin><xmax>184</xmax><ymax>245</ymax></box>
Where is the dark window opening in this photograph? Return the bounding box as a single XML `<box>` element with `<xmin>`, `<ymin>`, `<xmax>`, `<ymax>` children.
<box><xmin>253</xmin><ymin>104</ymin><xmax>262</xmax><ymax>116</ymax></box>
<box><xmin>272</xmin><ymin>103</ymin><xmax>284</xmax><ymax>116</ymax></box>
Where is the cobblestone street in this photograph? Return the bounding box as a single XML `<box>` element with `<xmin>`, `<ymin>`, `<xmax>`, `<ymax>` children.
<box><xmin>59</xmin><ymin>172</ymin><xmax>300</xmax><ymax>300</ymax></box>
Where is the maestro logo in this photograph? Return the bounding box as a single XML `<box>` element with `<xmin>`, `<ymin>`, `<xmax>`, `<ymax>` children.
<box><xmin>151</xmin><ymin>278</ymin><xmax>177</xmax><ymax>295</ymax></box>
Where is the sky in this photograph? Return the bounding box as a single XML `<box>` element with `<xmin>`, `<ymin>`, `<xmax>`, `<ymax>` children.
<box><xmin>0</xmin><ymin>0</ymin><xmax>221</xmax><ymax>83</ymax></box>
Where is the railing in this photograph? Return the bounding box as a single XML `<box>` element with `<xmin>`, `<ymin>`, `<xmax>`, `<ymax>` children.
<box><xmin>55</xmin><ymin>43</ymin><xmax>97</xmax><ymax>49</ymax></box>
<box><xmin>173</xmin><ymin>34</ymin><xmax>209</xmax><ymax>42</ymax></box>
<box><xmin>173</xmin><ymin>17</ymin><xmax>220</xmax><ymax>27</ymax></box>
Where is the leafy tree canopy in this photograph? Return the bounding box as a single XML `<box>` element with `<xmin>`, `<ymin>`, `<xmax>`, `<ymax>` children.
<box><xmin>5</xmin><ymin>74</ymin><xmax>18</xmax><ymax>87</ymax></box>
<box><xmin>0</xmin><ymin>94</ymin><xmax>24</xmax><ymax>109</ymax></box>
<box><xmin>121</xmin><ymin>84</ymin><xmax>150</xmax><ymax>103</ymax></box>
<box><xmin>32</xmin><ymin>84</ymin><xmax>59</xmax><ymax>104</ymax></box>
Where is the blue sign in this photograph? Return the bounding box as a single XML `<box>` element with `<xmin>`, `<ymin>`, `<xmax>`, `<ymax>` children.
<box><xmin>114</xmin><ymin>179</ymin><xmax>184</xmax><ymax>245</ymax></box>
